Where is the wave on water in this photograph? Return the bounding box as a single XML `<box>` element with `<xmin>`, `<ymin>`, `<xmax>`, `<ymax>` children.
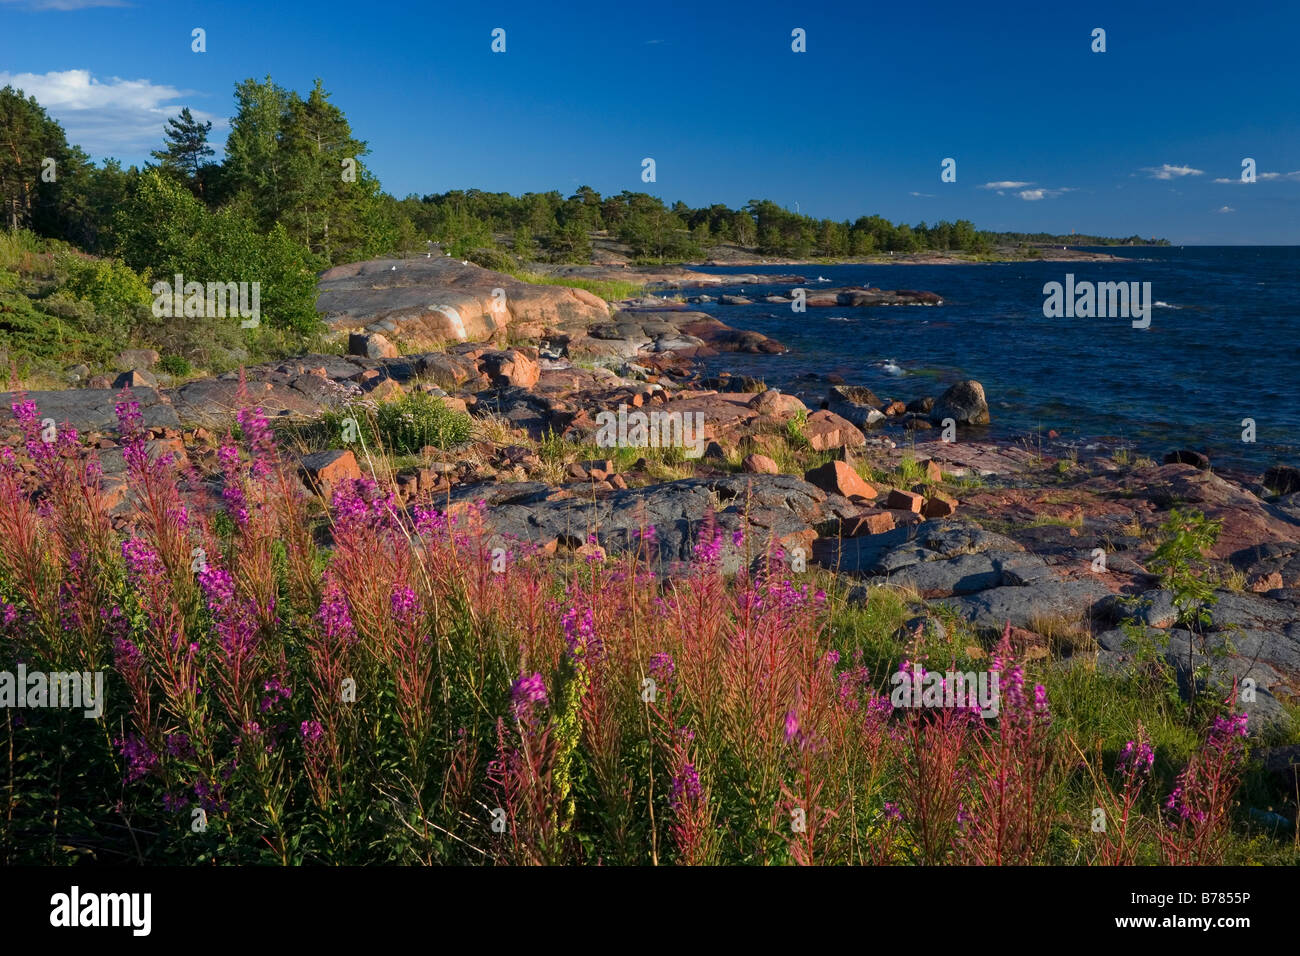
<box><xmin>827</xmin><ymin>315</ymin><xmax>853</xmax><ymax>322</ymax></box>
<box><xmin>1153</xmin><ymin>301</ymin><xmax>1182</xmax><ymax>309</ymax></box>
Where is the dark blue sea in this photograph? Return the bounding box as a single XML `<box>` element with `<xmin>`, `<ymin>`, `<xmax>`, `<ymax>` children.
<box><xmin>687</xmin><ymin>247</ymin><xmax>1300</xmax><ymax>473</ymax></box>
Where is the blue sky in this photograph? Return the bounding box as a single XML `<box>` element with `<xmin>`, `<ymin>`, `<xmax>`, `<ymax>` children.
<box><xmin>2</xmin><ymin>0</ymin><xmax>1298</xmax><ymax>243</ymax></box>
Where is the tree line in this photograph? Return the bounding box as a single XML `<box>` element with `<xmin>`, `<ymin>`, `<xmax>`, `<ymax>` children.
<box><xmin>1</xmin><ymin>74</ymin><xmax>1166</xmax><ymax>321</ymax></box>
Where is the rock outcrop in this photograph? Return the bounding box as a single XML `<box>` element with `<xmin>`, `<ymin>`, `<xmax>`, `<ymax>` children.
<box><xmin>317</xmin><ymin>257</ymin><xmax>610</xmax><ymax>349</ymax></box>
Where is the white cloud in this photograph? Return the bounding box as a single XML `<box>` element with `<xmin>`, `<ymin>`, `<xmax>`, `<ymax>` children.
<box><xmin>0</xmin><ymin>0</ymin><xmax>128</xmax><ymax>8</ymax></box>
<box><xmin>979</xmin><ymin>181</ymin><xmax>1034</xmax><ymax>190</ymax></box>
<box><xmin>0</xmin><ymin>69</ymin><xmax>223</xmax><ymax>156</ymax></box>
<box><xmin>1142</xmin><ymin>164</ymin><xmax>1203</xmax><ymax>180</ymax></box>
<box><xmin>909</xmin><ymin>191</ymin><xmax>935</xmax><ymax>198</ymax></box>
<box><xmin>1214</xmin><ymin>170</ymin><xmax>1300</xmax><ymax>183</ymax></box>
<box><xmin>1014</xmin><ymin>187</ymin><xmax>1074</xmax><ymax>201</ymax></box>
<box><xmin>1217</xmin><ymin>205</ymin><xmax>1235</xmax><ymax>213</ymax></box>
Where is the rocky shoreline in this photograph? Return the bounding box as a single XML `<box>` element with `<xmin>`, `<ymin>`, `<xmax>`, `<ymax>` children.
<box><xmin>528</xmin><ymin>246</ymin><xmax>1132</xmax><ymax>289</ymax></box>
<box><xmin>4</xmin><ymin>256</ymin><xmax>1298</xmax><ymax>736</ymax></box>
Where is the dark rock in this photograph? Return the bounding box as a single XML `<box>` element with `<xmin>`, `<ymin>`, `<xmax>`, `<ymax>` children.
<box><xmin>824</xmin><ymin>386</ymin><xmax>885</xmax><ymax>429</ymax></box>
<box><xmin>113</xmin><ymin>369</ymin><xmax>158</xmax><ymax>389</ymax></box>
<box><xmin>444</xmin><ymin>473</ymin><xmax>828</xmax><ymax>575</ymax></box>
<box><xmin>929</xmin><ymin>380</ymin><xmax>990</xmax><ymax>426</ymax></box>
<box><xmin>0</xmin><ymin>387</ymin><xmax>179</xmax><ymax>439</ymax></box>
<box><xmin>1095</xmin><ymin>590</ymin><xmax>1179</xmax><ymax>628</ymax></box>
<box><xmin>1263</xmin><ymin>465</ymin><xmax>1300</xmax><ymax>496</ymax></box>
<box><xmin>934</xmin><ymin>579</ymin><xmax>1110</xmax><ymax>632</ymax></box>
<box><xmin>906</xmin><ymin>396</ymin><xmax>934</xmax><ymax>414</ymax></box>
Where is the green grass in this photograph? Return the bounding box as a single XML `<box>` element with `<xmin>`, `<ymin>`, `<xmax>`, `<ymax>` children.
<box><xmin>304</xmin><ymin>392</ymin><xmax>476</xmax><ymax>457</ymax></box>
<box><xmin>510</xmin><ymin>268</ymin><xmax>643</xmax><ymax>302</ymax></box>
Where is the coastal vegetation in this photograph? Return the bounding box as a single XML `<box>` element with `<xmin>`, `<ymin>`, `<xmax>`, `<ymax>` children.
<box><xmin>0</xmin><ymin>394</ymin><xmax>1290</xmax><ymax>865</ymax></box>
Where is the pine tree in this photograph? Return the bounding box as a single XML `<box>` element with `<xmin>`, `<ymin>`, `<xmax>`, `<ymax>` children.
<box><xmin>222</xmin><ymin>76</ymin><xmax>291</xmax><ymax>226</ymax></box>
<box><xmin>278</xmin><ymin>79</ymin><xmax>377</xmax><ymax>263</ymax></box>
<box><xmin>0</xmin><ymin>84</ymin><xmax>88</xmax><ymax>233</ymax></box>
<box><xmin>150</xmin><ymin>107</ymin><xmax>214</xmax><ymax>195</ymax></box>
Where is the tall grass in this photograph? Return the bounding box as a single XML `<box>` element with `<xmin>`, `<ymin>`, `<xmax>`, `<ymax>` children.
<box><xmin>0</xmin><ymin>392</ymin><xmax>1289</xmax><ymax>865</ymax></box>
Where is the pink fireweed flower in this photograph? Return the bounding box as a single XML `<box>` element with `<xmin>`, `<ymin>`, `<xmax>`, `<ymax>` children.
<box><xmin>1210</xmin><ymin>712</ymin><xmax>1249</xmax><ymax>744</ymax></box>
<box><xmin>332</xmin><ymin>477</ymin><xmax>399</xmax><ymax>533</ymax></box>
<box><xmin>260</xmin><ymin>678</ymin><xmax>293</xmax><ymax>713</ymax></box>
<box><xmin>956</xmin><ymin>802</ymin><xmax>974</xmax><ymax>830</ymax></box>
<box><xmin>692</xmin><ymin>522</ymin><xmax>725</xmax><ymax>565</ymax></box>
<box><xmin>510</xmin><ymin>672</ymin><xmax>548</xmax><ymax>724</ymax></box>
<box><xmin>112</xmin><ymin>635</ymin><xmax>143</xmax><ymax>669</ymax></box>
<box><xmin>116</xmin><ymin>733</ymin><xmax>158</xmax><ymax>784</ymax></box>
<box><xmin>1118</xmin><ymin>738</ymin><xmax>1156</xmax><ymax>777</ymax></box>
<box><xmin>199</xmin><ymin>565</ymin><xmax>259</xmax><ymax>659</ymax></box>
<box><xmin>1033</xmin><ymin>683</ymin><xmax>1050</xmax><ymax>721</ymax></box>
<box><xmin>300</xmin><ymin>720</ymin><xmax>325</xmax><ymax>744</ymax></box>
<box><xmin>162</xmin><ymin>793</ymin><xmax>188</xmax><ymax>813</ymax></box>
<box><xmin>649</xmin><ymin>652</ymin><xmax>675</xmax><ymax>685</ymax></box>
<box><xmin>113</xmin><ymin>392</ymin><xmax>142</xmax><ymax>440</ymax></box>
<box><xmin>669</xmin><ymin>760</ymin><xmax>703</xmax><ymax>811</ymax></box>
<box><xmin>1165</xmin><ymin>786</ymin><xmax>1195</xmax><ymax>823</ymax></box>
<box><xmin>561</xmin><ymin>604</ymin><xmax>597</xmax><ymax>659</ymax></box>
<box><xmin>236</xmin><ymin>406</ymin><xmax>277</xmax><ymax>480</ymax></box>
<box><xmin>783</xmin><ymin>706</ymin><xmax>825</xmax><ymax>752</ymax></box>
<box><xmin>218</xmin><ymin>440</ymin><xmax>250</xmax><ymax>525</ymax></box>
<box><xmin>121</xmin><ymin>537</ymin><xmax>168</xmax><ymax>595</ymax></box>
<box><xmin>14</xmin><ymin>397</ymin><xmax>80</xmax><ymax>472</ymax></box>
<box><xmin>114</xmin><ymin>390</ymin><xmax>170</xmax><ymax>476</ymax></box>
<box><xmin>391</xmin><ymin>585</ymin><xmax>419</xmax><ymax>624</ymax></box>
<box><xmin>414</xmin><ymin>504</ymin><xmax>448</xmax><ymax>538</ymax></box>
<box><xmin>316</xmin><ymin>579</ymin><xmax>357</xmax><ymax>646</ymax></box>
<box><xmin>783</xmin><ymin>710</ymin><xmax>800</xmax><ymax>744</ymax></box>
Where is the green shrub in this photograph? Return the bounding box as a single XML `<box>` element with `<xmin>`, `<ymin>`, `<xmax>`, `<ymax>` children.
<box><xmin>376</xmin><ymin>391</ymin><xmax>474</xmax><ymax>454</ymax></box>
<box><xmin>316</xmin><ymin>392</ymin><xmax>475</xmax><ymax>456</ymax></box>
<box><xmin>56</xmin><ymin>253</ymin><xmax>152</xmax><ymax>316</ymax></box>
<box><xmin>158</xmin><ymin>354</ymin><xmax>193</xmax><ymax>377</ymax></box>
<box><xmin>466</xmin><ymin>246</ymin><xmax>519</xmax><ymax>273</ymax></box>
<box><xmin>785</xmin><ymin>406</ymin><xmax>810</xmax><ymax>448</ymax></box>
<box><xmin>0</xmin><ymin>292</ymin><xmax>121</xmax><ymax>365</ymax></box>
<box><xmin>117</xmin><ymin>171</ymin><xmax>325</xmax><ymax>338</ymax></box>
